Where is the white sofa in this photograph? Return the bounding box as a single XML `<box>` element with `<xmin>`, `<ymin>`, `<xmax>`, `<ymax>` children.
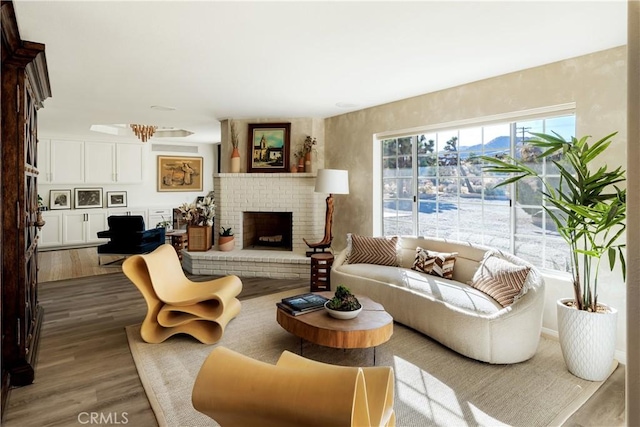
<box><xmin>331</xmin><ymin>236</ymin><xmax>545</xmax><ymax>364</ymax></box>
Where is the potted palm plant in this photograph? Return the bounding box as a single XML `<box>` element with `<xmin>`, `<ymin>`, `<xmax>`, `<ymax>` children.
<box><xmin>482</xmin><ymin>131</ymin><xmax>626</xmax><ymax>381</ymax></box>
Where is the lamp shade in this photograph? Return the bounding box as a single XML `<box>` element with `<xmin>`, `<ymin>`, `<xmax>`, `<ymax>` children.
<box><xmin>314</xmin><ymin>169</ymin><xmax>349</xmax><ymax>194</ymax></box>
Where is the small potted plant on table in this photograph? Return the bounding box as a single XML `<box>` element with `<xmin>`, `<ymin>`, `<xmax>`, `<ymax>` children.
<box><xmin>324</xmin><ymin>285</ymin><xmax>362</xmax><ymax>319</ymax></box>
<box><xmin>219</xmin><ymin>227</ymin><xmax>235</xmax><ymax>252</ymax></box>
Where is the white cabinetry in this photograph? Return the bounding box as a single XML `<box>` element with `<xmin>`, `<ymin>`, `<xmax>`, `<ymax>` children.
<box><xmin>38</xmin><ymin>139</ymin><xmax>52</xmax><ymax>184</ymax></box>
<box><xmin>84</xmin><ymin>142</ymin><xmax>143</xmax><ymax>184</ymax></box>
<box><xmin>39</xmin><ymin>211</ymin><xmax>63</xmax><ymax>248</ymax></box>
<box><xmin>38</xmin><ymin>140</ymin><xmax>143</xmax><ymax>184</ymax></box>
<box><xmin>85</xmin><ymin>142</ymin><xmax>115</xmax><ymax>183</ymax></box>
<box><xmin>51</xmin><ymin>139</ymin><xmax>84</xmax><ymax>183</ymax></box>
<box><xmin>116</xmin><ymin>144</ymin><xmax>143</xmax><ymax>183</ymax></box>
<box><xmin>62</xmin><ymin>210</ymin><xmax>108</xmax><ymax>245</ymax></box>
<box><xmin>147</xmin><ymin>208</ymin><xmax>173</xmax><ymax>229</ymax></box>
<box><xmin>39</xmin><ymin>206</ymin><xmax>171</xmax><ymax>248</ymax></box>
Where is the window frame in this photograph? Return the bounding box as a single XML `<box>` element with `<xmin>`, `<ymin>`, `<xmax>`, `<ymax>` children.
<box><xmin>375</xmin><ymin>104</ymin><xmax>576</xmax><ymax>272</ymax></box>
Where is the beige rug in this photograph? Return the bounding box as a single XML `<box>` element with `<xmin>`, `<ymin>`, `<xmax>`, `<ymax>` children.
<box><xmin>126</xmin><ymin>289</ymin><xmax>616</xmax><ymax>427</ymax></box>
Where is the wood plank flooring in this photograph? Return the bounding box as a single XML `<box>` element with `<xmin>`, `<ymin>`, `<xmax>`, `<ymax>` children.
<box><xmin>38</xmin><ymin>247</ymin><xmax>124</xmax><ymax>282</ymax></box>
<box><xmin>2</xmin><ymin>248</ymin><xmax>625</xmax><ymax>426</ymax></box>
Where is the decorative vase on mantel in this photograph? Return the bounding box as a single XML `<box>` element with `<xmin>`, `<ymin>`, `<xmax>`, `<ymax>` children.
<box><xmin>230</xmin><ymin>148</ymin><xmax>241</xmax><ymax>173</ymax></box>
<box><xmin>304</xmin><ymin>152</ymin><xmax>313</xmax><ymax>173</ymax></box>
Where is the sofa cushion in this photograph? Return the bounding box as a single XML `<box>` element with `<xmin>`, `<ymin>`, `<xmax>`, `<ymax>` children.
<box><xmin>470</xmin><ymin>252</ymin><xmax>531</xmax><ymax>307</ymax></box>
<box><xmin>411</xmin><ymin>247</ymin><xmax>457</xmax><ymax>279</ymax></box>
<box><xmin>335</xmin><ymin>263</ymin><xmax>502</xmax><ymax>314</ymax></box>
<box><xmin>346</xmin><ymin>234</ymin><xmax>398</xmax><ymax>266</ymax></box>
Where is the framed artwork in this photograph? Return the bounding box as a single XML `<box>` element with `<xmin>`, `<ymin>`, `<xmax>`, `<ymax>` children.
<box><xmin>49</xmin><ymin>189</ymin><xmax>71</xmax><ymax>210</ymax></box>
<box><xmin>106</xmin><ymin>191</ymin><xmax>127</xmax><ymax>208</ymax></box>
<box><xmin>247</xmin><ymin>123</ymin><xmax>290</xmax><ymax>173</ymax></box>
<box><xmin>157</xmin><ymin>156</ymin><xmax>203</xmax><ymax>192</ymax></box>
<box><xmin>74</xmin><ymin>188</ymin><xmax>103</xmax><ymax>209</ymax></box>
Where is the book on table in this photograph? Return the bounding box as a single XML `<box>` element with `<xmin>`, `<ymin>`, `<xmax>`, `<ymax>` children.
<box><xmin>276</xmin><ymin>302</ymin><xmax>325</xmax><ymax>317</ymax></box>
<box><xmin>281</xmin><ymin>293</ymin><xmax>329</xmax><ymax>311</ymax></box>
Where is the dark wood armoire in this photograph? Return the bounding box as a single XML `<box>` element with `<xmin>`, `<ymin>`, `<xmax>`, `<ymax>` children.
<box><xmin>1</xmin><ymin>0</ymin><xmax>51</xmax><ymax>417</ymax></box>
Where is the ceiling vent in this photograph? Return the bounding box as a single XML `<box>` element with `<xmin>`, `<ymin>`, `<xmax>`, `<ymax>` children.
<box><xmin>151</xmin><ymin>144</ymin><xmax>198</xmax><ymax>153</ymax></box>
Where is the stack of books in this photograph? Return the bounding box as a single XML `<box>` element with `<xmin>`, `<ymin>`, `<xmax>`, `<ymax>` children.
<box><xmin>276</xmin><ymin>293</ymin><xmax>329</xmax><ymax>316</ymax></box>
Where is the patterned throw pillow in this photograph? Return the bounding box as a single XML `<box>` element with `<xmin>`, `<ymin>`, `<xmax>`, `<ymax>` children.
<box><xmin>347</xmin><ymin>235</ymin><xmax>398</xmax><ymax>266</ymax></box>
<box><xmin>471</xmin><ymin>253</ymin><xmax>531</xmax><ymax>307</ymax></box>
<box><xmin>411</xmin><ymin>247</ymin><xmax>457</xmax><ymax>279</ymax></box>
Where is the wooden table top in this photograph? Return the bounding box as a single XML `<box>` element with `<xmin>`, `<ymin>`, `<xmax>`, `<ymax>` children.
<box><xmin>276</xmin><ymin>292</ymin><xmax>393</xmax><ymax>349</ymax></box>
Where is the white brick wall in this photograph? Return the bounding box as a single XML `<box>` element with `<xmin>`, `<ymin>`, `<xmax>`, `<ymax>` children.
<box><xmin>214</xmin><ymin>173</ymin><xmax>325</xmax><ymax>253</ymax></box>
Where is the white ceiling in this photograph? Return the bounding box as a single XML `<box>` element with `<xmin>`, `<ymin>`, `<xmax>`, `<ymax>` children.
<box><xmin>13</xmin><ymin>1</ymin><xmax>627</xmax><ymax>144</ymax></box>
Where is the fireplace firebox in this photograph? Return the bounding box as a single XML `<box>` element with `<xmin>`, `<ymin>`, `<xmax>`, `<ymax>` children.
<box><xmin>242</xmin><ymin>212</ymin><xmax>293</xmax><ymax>251</ymax></box>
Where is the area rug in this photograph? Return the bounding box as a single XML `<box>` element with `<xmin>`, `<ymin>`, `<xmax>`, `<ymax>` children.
<box><xmin>126</xmin><ymin>289</ymin><xmax>616</xmax><ymax>427</ymax></box>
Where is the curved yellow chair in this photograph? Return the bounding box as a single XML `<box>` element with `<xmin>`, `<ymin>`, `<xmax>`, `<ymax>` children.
<box><xmin>122</xmin><ymin>244</ymin><xmax>242</xmax><ymax>344</ymax></box>
<box><xmin>192</xmin><ymin>346</ymin><xmax>395</xmax><ymax>427</ymax></box>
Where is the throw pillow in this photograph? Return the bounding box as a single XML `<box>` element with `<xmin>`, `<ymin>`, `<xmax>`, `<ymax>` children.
<box><xmin>411</xmin><ymin>247</ymin><xmax>457</xmax><ymax>279</ymax></box>
<box><xmin>471</xmin><ymin>253</ymin><xmax>531</xmax><ymax>307</ymax></box>
<box><xmin>347</xmin><ymin>235</ymin><xmax>399</xmax><ymax>266</ymax></box>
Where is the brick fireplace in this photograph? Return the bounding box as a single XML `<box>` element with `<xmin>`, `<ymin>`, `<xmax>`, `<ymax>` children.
<box><xmin>182</xmin><ymin>172</ymin><xmax>326</xmax><ymax>279</ymax></box>
<box><xmin>213</xmin><ymin>173</ymin><xmax>324</xmax><ymax>252</ymax></box>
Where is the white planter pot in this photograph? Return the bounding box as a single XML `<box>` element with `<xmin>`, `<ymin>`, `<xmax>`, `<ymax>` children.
<box><xmin>556</xmin><ymin>298</ymin><xmax>617</xmax><ymax>381</ymax></box>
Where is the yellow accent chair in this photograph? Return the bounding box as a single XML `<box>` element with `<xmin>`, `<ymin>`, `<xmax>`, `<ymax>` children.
<box><xmin>122</xmin><ymin>244</ymin><xmax>242</xmax><ymax>344</ymax></box>
<box><xmin>192</xmin><ymin>346</ymin><xmax>395</xmax><ymax>427</ymax></box>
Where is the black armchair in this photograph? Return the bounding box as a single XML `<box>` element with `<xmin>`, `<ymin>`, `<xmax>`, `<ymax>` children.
<box><xmin>97</xmin><ymin>216</ymin><xmax>166</xmax><ymax>263</ymax></box>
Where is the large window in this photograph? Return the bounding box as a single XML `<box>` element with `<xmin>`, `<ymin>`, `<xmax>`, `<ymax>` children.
<box><xmin>381</xmin><ymin>113</ymin><xmax>575</xmax><ymax>271</ymax></box>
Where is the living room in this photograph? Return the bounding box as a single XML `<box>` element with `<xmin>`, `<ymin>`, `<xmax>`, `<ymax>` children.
<box><xmin>1</xmin><ymin>1</ymin><xmax>638</xmax><ymax>426</ymax></box>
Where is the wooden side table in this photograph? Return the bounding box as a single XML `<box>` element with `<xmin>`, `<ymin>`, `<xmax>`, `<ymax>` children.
<box><xmin>310</xmin><ymin>253</ymin><xmax>334</xmax><ymax>292</ymax></box>
<box><xmin>166</xmin><ymin>230</ymin><xmax>188</xmax><ymax>260</ymax></box>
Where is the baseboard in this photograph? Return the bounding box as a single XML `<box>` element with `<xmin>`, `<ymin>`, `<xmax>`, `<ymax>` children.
<box><xmin>541</xmin><ymin>327</ymin><xmax>626</xmax><ymax>365</ymax></box>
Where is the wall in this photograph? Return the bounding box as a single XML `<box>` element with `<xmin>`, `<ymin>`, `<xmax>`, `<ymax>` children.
<box><xmin>38</xmin><ymin>135</ymin><xmax>217</xmax><ymax>211</ymax></box>
<box><xmin>324</xmin><ymin>46</ymin><xmax>628</xmax><ymax>357</ymax></box>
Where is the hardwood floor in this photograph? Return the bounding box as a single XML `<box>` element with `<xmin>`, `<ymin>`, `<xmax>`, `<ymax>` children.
<box><xmin>2</xmin><ymin>248</ymin><xmax>625</xmax><ymax>426</ymax></box>
<box><xmin>38</xmin><ymin>247</ymin><xmax>125</xmax><ymax>282</ymax></box>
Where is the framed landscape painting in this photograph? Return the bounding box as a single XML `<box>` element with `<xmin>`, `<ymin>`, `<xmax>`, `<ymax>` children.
<box><xmin>157</xmin><ymin>156</ymin><xmax>203</xmax><ymax>192</ymax></box>
<box><xmin>49</xmin><ymin>189</ymin><xmax>71</xmax><ymax>210</ymax></box>
<box><xmin>74</xmin><ymin>188</ymin><xmax>103</xmax><ymax>209</ymax></box>
<box><xmin>247</xmin><ymin>123</ymin><xmax>290</xmax><ymax>173</ymax></box>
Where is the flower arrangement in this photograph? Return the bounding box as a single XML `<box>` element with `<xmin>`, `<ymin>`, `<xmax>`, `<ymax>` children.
<box><xmin>294</xmin><ymin>135</ymin><xmax>317</xmax><ymax>160</ymax></box>
<box><xmin>178</xmin><ymin>195</ymin><xmax>216</xmax><ymax>226</ymax></box>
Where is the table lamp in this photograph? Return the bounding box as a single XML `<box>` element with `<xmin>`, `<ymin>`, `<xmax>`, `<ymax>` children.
<box><xmin>303</xmin><ymin>169</ymin><xmax>350</xmax><ymax>255</ymax></box>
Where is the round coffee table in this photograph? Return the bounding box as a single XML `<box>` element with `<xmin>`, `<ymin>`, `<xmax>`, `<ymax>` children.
<box><xmin>276</xmin><ymin>292</ymin><xmax>393</xmax><ymax>364</ymax></box>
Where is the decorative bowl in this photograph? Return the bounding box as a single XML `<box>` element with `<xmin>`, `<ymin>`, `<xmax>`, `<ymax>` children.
<box><xmin>324</xmin><ymin>301</ymin><xmax>362</xmax><ymax>320</ymax></box>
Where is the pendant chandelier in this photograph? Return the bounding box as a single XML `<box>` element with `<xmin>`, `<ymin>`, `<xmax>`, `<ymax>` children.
<box><xmin>130</xmin><ymin>124</ymin><xmax>158</xmax><ymax>142</ymax></box>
